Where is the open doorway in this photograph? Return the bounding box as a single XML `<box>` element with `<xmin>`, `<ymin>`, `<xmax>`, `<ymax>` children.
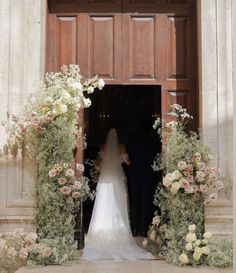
<box><xmin>83</xmin><ymin>85</ymin><xmax>162</xmax><ymax>232</ymax></box>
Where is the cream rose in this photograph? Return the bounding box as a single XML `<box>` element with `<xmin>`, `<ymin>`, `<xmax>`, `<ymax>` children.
<box><xmin>188</xmin><ymin>224</ymin><xmax>196</xmax><ymax>232</ymax></box>
<box><xmin>185</xmin><ymin>243</ymin><xmax>192</xmax><ymax>251</ymax></box>
<box><xmin>193</xmin><ymin>251</ymin><xmax>201</xmax><ymax>262</ymax></box>
<box><xmin>195</xmin><ymin>240</ymin><xmax>201</xmax><ymax>247</ymax></box>
<box><xmin>170</xmin><ymin>182</ymin><xmax>181</xmax><ymax>194</ymax></box>
<box><xmin>179</xmin><ymin>253</ymin><xmax>189</xmax><ymax>264</ymax></box>
<box><xmin>177</xmin><ymin>160</ymin><xmax>187</xmax><ymax>170</ymax></box>
<box><xmin>186</xmin><ymin>232</ymin><xmax>197</xmax><ymax>243</ymax></box>
<box><xmin>142</xmin><ymin>238</ymin><xmax>148</xmax><ymax>248</ymax></box>
<box><xmin>172</xmin><ymin>170</ymin><xmax>181</xmax><ymax>180</ymax></box>
<box><xmin>203</xmin><ymin>231</ymin><xmax>212</xmax><ymax>240</ymax></box>
<box><xmin>149</xmin><ymin>230</ymin><xmax>156</xmax><ymax>241</ymax></box>
<box><xmin>202</xmin><ymin>246</ymin><xmax>210</xmax><ymax>255</ymax></box>
<box><xmin>83</xmin><ymin>98</ymin><xmax>92</xmax><ymax>108</ymax></box>
<box><xmin>97</xmin><ymin>78</ymin><xmax>105</xmax><ymax>90</ymax></box>
<box><xmin>152</xmin><ymin>215</ymin><xmax>161</xmax><ymax>226</ymax></box>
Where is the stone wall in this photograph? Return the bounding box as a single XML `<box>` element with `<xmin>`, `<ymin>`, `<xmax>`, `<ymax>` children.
<box><xmin>198</xmin><ymin>0</ymin><xmax>233</xmax><ymax>237</ymax></box>
<box><xmin>0</xmin><ymin>0</ymin><xmax>46</xmax><ymax>232</ymax></box>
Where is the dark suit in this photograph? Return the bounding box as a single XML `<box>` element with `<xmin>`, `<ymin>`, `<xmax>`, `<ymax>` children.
<box><xmin>127</xmin><ymin>134</ymin><xmax>159</xmax><ymax>236</ymax></box>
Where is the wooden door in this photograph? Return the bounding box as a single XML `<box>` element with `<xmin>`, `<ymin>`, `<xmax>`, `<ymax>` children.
<box><xmin>46</xmin><ymin>0</ymin><xmax>198</xmax><ymax>129</ymax></box>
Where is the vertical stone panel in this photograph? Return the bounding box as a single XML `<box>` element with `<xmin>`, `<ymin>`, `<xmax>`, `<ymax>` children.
<box><xmin>0</xmin><ymin>0</ymin><xmax>46</xmax><ymax>232</ymax></box>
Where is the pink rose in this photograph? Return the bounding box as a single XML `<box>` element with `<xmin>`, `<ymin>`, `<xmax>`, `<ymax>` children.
<box><xmin>209</xmin><ymin>193</ymin><xmax>217</xmax><ymax>201</ymax></box>
<box><xmin>199</xmin><ymin>184</ymin><xmax>208</xmax><ymax>193</ymax></box>
<box><xmin>177</xmin><ymin>161</ymin><xmax>187</xmax><ymax>170</ymax></box>
<box><xmin>197</xmin><ymin>162</ymin><xmax>206</xmax><ymax>171</ymax></box>
<box><xmin>60</xmin><ymin>186</ymin><xmax>71</xmax><ymax>195</ymax></box>
<box><xmin>7</xmin><ymin>247</ymin><xmax>17</xmax><ymax>259</ymax></box>
<box><xmin>74</xmin><ymin>181</ymin><xmax>82</xmax><ymax>190</ymax></box>
<box><xmin>76</xmin><ymin>163</ymin><xmax>85</xmax><ymax>173</ymax></box>
<box><xmin>65</xmin><ymin>168</ymin><xmax>74</xmax><ymax>177</ymax></box>
<box><xmin>72</xmin><ymin>192</ymin><xmax>80</xmax><ymax>199</ymax></box>
<box><xmin>195</xmin><ymin>171</ymin><xmax>205</xmax><ymax>182</ymax></box>
<box><xmin>58</xmin><ymin>177</ymin><xmax>67</xmax><ymax>185</ymax></box>
<box><xmin>36</xmin><ymin>126</ymin><xmax>46</xmax><ymax>134</ymax></box>
<box><xmin>184</xmin><ymin>186</ymin><xmax>194</xmax><ymax>193</ymax></box>
<box><xmin>187</xmin><ymin>175</ymin><xmax>194</xmax><ymax>183</ymax></box>
<box><xmin>49</xmin><ymin>169</ymin><xmax>57</xmax><ymax>178</ymax></box>
<box><xmin>41</xmin><ymin>247</ymin><xmax>52</xmax><ymax>258</ymax></box>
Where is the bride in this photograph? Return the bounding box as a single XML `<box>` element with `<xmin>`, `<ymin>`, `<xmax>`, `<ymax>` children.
<box><xmin>82</xmin><ymin>129</ymin><xmax>153</xmax><ymax>261</ymax></box>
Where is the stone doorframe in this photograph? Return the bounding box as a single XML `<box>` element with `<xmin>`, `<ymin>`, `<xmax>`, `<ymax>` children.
<box><xmin>0</xmin><ymin>0</ymin><xmax>233</xmax><ymax>236</ymax></box>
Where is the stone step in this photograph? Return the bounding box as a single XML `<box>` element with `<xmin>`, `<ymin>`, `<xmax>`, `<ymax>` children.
<box><xmin>205</xmin><ymin>214</ymin><xmax>233</xmax><ymax>237</ymax></box>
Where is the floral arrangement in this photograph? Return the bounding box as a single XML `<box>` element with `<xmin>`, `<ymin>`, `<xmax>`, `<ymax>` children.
<box><xmin>162</xmin><ymin>153</ymin><xmax>224</xmax><ymax>204</ymax></box>
<box><xmin>4</xmin><ymin>65</ymin><xmax>104</xmax><ymax>266</ymax></box>
<box><xmin>145</xmin><ymin>104</ymin><xmax>231</xmax><ymax>267</ymax></box>
<box><xmin>0</xmin><ymin>229</ymin><xmax>41</xmax><ymax>273</ymax></box>
<box><xmin>178</xmin><ymin>224</ymin><xmax>212</xmax><ymax>265</ymax></box>
<box><xmin>48</xmin><ymin>162</ymin><xmax>95</xmax><ymax>206</ymax></box>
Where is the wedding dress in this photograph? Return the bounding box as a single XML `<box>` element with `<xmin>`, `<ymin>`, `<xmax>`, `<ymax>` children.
<box><xmin>82</xmin><ymin>129</ymin><xmax>153</xmax><ymax>261</ymax></box>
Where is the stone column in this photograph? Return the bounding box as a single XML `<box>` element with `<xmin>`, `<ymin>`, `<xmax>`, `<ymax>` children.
<box><xmin>0</xmin><ymin>0</ymin><xmax>46</xmax><ymax>233</ymax></box>
<box><xmin>198</xmin><ymin>0</ymin><xmax>233</xmax><ymax>237</ymax></box>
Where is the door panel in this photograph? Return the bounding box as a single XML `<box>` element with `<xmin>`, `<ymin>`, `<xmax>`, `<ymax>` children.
<box><xmin>46</xmin><ymin>0</ymin><xmax>198</xmax><ymax>129</ymax></box>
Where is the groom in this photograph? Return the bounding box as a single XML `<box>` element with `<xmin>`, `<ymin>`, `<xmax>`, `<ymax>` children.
<box><xmin>127</xmin><ymin>121</ymin><xmax>160</xmax><ymax>237</ymax></box>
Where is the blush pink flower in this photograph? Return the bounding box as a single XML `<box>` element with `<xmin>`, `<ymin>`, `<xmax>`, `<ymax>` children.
<box><xmin>74</xmin><ymin>181</ymin><xmax>82</xmax><ymax>190</ymax></box>
<box><xmin>197</xmin><ymin>162</ymin><xmax>206</xmax><ymax>171</ymax></box>
<box><xmin>184</xmin><ymin>186</ymin><xmax>194</xmax><ymax>193</ymax></box>
<box><xmin>72</xmin><ymin>191</ymin><xmax>80</xmax><ymax>199</ymax></box>
<box><xmin>65</xmin><ymin>168</ymin><xmax>75</xmax><ymax>177</ymax></box>
<box><xmin>41</xmin><ymin>247</ymin><xmax>52</xmax><ymax>258</ymax></box>
<box><xmin>58</xmin><ymin>177</ymin><xmax>67</xmax><ymax>185</ymax></box>
<box><xmin>76</xmin><ymin>163</ymin><xmax>85</xmax><ymax>173</ymax></box>
<box><xmin>60</xmin><ymin>186</ymin><xmax>72</xmax><ymax>195</ymax></box>
<box><xmin>177</xmin><ymin>161</ymin><xmax>187</xmax><ymax>170</ymax></box>
<box><xmin>49</xmin><ymin>169</ymin><xmax>57</xmax><ymax>178</ymax></box>
<box><xmin>199</xmin><ymin>184</ymin><xmax>208</xmax><ymax>193</ymax></box>
<box><xmin>187</xmin><ymin>175</ymin><xmax>194</xmax><ymax>183</ymax></box>
<box><xmin>7</xmin><ymin>247</ymin><xmax>17</xmax><ymax>259</ymax></box>
<box><xmin>209</xmin><ymin>193</ymin><xmax>217</xmax><ymax>201</ymax></box>
<box><xmin>215</xmin><ymin>180</ymin><xmax>224</xmax><ymax>189</ymax></box>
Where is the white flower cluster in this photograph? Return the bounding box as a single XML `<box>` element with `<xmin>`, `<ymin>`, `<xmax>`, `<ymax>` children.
<box><xmin>179</xmin><ymin>225</ymin><xmax>212</xmax><ymax>265</ymax></box>
<box><xmin>169</xmin><ymin>104</ymin><xmax>193</xmax><ymax>120</ymax></box>
<box><xmin>8</xmin><ymin>65</ymin><xmax>105</xmax><ymax>143</ymax></box>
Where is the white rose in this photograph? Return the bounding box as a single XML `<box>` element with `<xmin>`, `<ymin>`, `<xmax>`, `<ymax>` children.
<box><xmin>195</xmin><ymin>240</ymin><xmax>201</xmax><ymax>247</ymax></box>
<box><xmin>179</xmin><ymin>253</ymin><xmax>189</xmax><ymax>264</ymax></box>
<box><xmin>87</xmin><ymin>86</ymin><xmax>94</xmax><ymax>94</ymax></box>
<box><xmin>203</xmin><ymin>231</ymin><xmax>212</xmax><ymax>240</ymax></box>
<box><xmin>177</xmin><ymin>161</ymin><xmax>187</xmax><ymax>170</ymax></box>
<box><xmin>97</xmin><ymin>78</ymin><xmax>105</xmax><ymax>90</ymax></box>
<box><xmin>149</xmin><ymin>230</ymin><xmax>156</xmax><ymax>241</ymax></box>
<box><xmin>142</xmin><ymin>238</ymin><xmax>148</xmax><ymax>248</ymax></box>
<box><xmin>44</xmin><ymin>96</ymin><xmax>54</xmax><ymax>105</ymax></box>
<box><xmin>60</xmin><ymin>104</ymin><xmax>68</xmax><ymax>113</ymax></box>
<box><xmin>193</xmin><ymin>251</ymin><xmax>201</xmax><ymax>261</ymax></box>
<box><xmin>188</xmin><ymin>224</ymin><xmax>196</xmax><ymax>232</ymax></box>
<box><xmin>186</xmin><ymin>232</ymin><xmax>196</xmax><ymax>243</ymax></box>
<box><xmin>172</xmin><ymin>170</ymin><xmax>181</xmax><ymax>180</ymax></box>
<box><xmin>195</xmin><ymin>247</ymin><xmax>203</xmax><ymax>255</ymax></box>
<box><xmin>170</xmin><ymin>182</ymin><xmax>181</xmax><ymax>195</ymax></box>
<box><xmin>166</xmin><ymin>173</ymin><xmax>175</xmax><ymax>182</ymax></box>
<box><xmin>83</xmin><ymin>98</ymin><xmax>92</xmax><ymax>108</ymax></box>
<box><xmin>202</xmin><ymin>246</ymin><xmax>210</xmax><ymax>255</ymax></box>
<box><xmin>61</xmin><ymin>92</ymin><xmax>71</xmax><ymax>104</ymax></box>
<box><xmin>201</xmin><ymin>239</ymin><xmax>209</xmax><ymax>245</ymax></box>
<box><xmin>163</xmin><ymin>177</ymin><xmax>172</xmax><ymax>187</ymax></box>
<box><xmin>71</xmin><ymin>82</ymin><xmax>83</xmax><ymax>92</ymax></box>
<box><xmin>185</xmin><ymin>243</ymin><xmax>192</xmax><ymax>251</ymax></box>
<box><xmin>152</xmin><ymin>215</ymin><xmax>161</xmax><ymax>226</ymax></box>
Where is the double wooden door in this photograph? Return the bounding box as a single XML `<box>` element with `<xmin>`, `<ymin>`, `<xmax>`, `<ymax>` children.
<box><xmin>46</xmin><ymin>0</ymin><xmax>198</xmax><ymax>128</ymax></box>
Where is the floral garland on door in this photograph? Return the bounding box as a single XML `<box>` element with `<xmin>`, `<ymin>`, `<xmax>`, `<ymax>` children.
<box><xmin>144</xmin><ymin>105</ymin><xmax>232</xmax><ymax>267</ymax></box>
<box><xmin>2</xmin><ymin>65</ymin><xmax>104</xmax><ymax>267</ymax></box>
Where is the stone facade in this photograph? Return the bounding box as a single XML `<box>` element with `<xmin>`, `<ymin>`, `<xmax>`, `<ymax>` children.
<box><xmin>0</xmin><ymin>0</ymin><xmax>233</xmax><ymax>236</ymax></box>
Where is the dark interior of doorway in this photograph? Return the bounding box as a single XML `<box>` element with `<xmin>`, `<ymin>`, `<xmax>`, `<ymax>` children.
<box><xmin>83</xmin><ymin>85</ymin><xmax>162</xmax><ymax>232</ymax></box>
